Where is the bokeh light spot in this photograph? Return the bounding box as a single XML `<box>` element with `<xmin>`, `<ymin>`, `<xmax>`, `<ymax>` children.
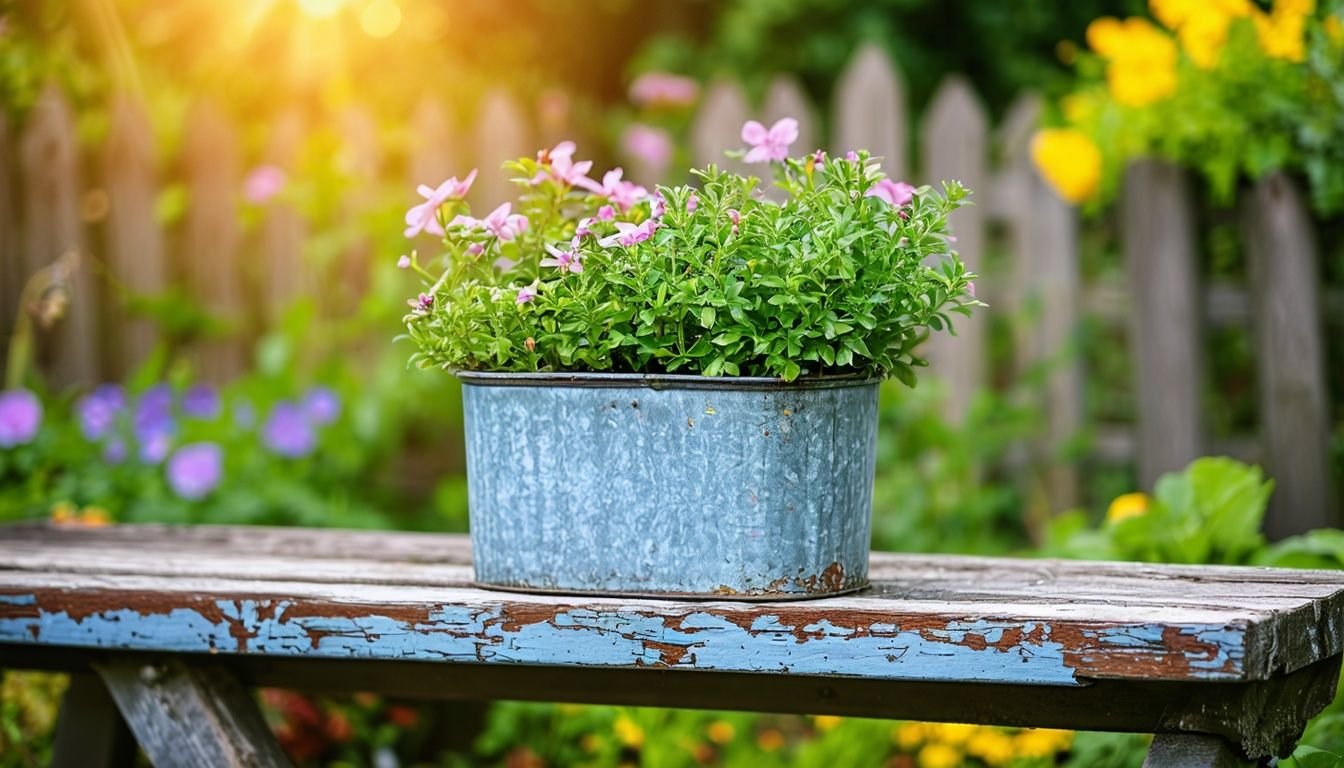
<box><xmin>360</xmin><ymin>0</ymin><xmax>401</xmax><ymax>38</ymax></box>
<box><xmin>298</xmin><ymin>0</ymin><xmax>345</xmax><ymax>19</ymax></box>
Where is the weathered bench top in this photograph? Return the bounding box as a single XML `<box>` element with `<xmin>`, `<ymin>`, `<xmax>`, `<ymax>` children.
<box><xmin>4</xmin><ymin>522</ymin><xmax>1344</xmax><ymax>762</ymax></box>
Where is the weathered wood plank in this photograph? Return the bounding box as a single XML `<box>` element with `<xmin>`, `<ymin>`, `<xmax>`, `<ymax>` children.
<box><xmin>102</xmin><ymin>93</ymin><xmax>165</xmax><ymax>376</ymax></box>
<box><xmin>182</xmin><ymin>101</ymin><xmax>245</xmax><ymax>382</ymax></box>
<box><xmin>259</xmin><ymin>109</ymin><xmax>308</xmax><ymax>323</ymax></box>
<box><xmin>1085</xmin><ymin>280</ymin><xmax>1344</xmax><ymax>329</ymax></box>
<box><xmin>51</xmin><ymin>673</ymin><xmax>137</xmax><ymax>768</ymax></box>
<box><xmin>920</xmin><ymin>75</ymin><xmax>987</xmax><ymax>423</ymax></box>
<box><xmin>4</xmin><ymin>524</ymin><xmax>1344</xmax><ymax>686</ymax></box>
<box><xmin>1142</xmin><ymin>733</ymin><xmax>1252</xmax><ymax>767</ymax></box>
<box><xmin>470</xmin><ymin>90</ymin><xmax>530</xmax><ymax>210</ymax></box>
<box><xmin>762</xmin><ymin>76</ymin><xmax>817</xmax><ymax>155</ymax></box>
<box><xmin>1243</xmin><ymin>172</ymin><xmax>1336</xmax><ymax>537</ymax></box>
<box><xmin>1123</xmin><ymin>160</ymin><xmax>1203</xmax><ymax>491</ymax></box>
<box><xmin>18</xmin><ymin>85</ymin><xmax>100</xmax><ymax>386</ymax></box>
<box><xmin>832</xmin><ymin>44</ymin><xmax>906</xmax><ymax>177</ymax></box>
<box><xmin>96</xmin><ymin>659</ymin><xmax>292</xmax><ymax>767</ymax></box>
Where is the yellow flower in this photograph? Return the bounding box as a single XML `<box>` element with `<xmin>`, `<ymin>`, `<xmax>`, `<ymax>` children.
<box><xmin>79</xmin><ymin>506</ymin><xmax>110</xmax><ymax>527</ymax></box>
<box><xmin>813</xmin><ymin>715</ymin><xmax>842</xmax><ymax>733</ymax></box>
<box><xmin>1326</xmin><ymin>15</ymin><xmax>1343</xmax><ymax>44</ymax></box>
<box><xmin>930</xmin><ymin>723</ymin><xmax>978</xmax><ymax>745</ymax></box>
<box><xmin>1088</xmin><ymin>16</ymin><xmax>1179</xmax><ymax>104</ymax></box>
<box><xmin>917</xmin><ymin>743</ymin><xmax>962</xmax><ymax>768</ymax></box>
<box><xmin>1107</xmin><ymin>492</ymin><xmax>1150</xmax><ymax>523</ymax></box>
<box><xmin>1255</xmin><ymin>0</ymin><xmax>1312</xmax><ymax>61</ymax></box>
<box><xmin>893</xmin><ymin>722</ymin><xmax>927</xmax><ymax>751</ymax></box>
<box><xmin>50</xmin><ymin>501</ymin><xmax>77</xmax><ymax>524</ymax></box>
<box><xmin>613</xmin><ymin>715</ymin><xmax>645</xmax><ymax>748</ymax></box>
<box><xmin>756</xmin><ymin>728</ymin><xmax>785</xmax><ymax>752</ymax></box>
<box><xmin>579</xmin><ymin>733</ymin><xmax>602</xmax><ymax>753</ymax></box>
<box><xmin>1014</xmin><ymin>728</ymin><xmax>1074</xmax><ymax>758</ymax></box>
<box><xmin>966</xmin><ymin>729</ymin><xmax>1016</xmax><ymax>766</ymax></box>
<box><xmin>1031</xmin><ymin>129</ymin><xmax>1103</xmax><ymax>204</ymax></box>
<box><xmin>707</xmin><ymin>720</ymin><xmax>736</xmax><ymax>744</ymax></box>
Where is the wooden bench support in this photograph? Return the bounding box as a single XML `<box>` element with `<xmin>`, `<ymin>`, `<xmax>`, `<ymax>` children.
<box><xmin>94</xmin><ymin>660</ymin><xmax>292</xmax><ymax>768</ymax></box>
<box><xmin>1143</xmin><ymin>733</ymin><xmax>1252</xmax><ymax>768</ymax></box>
<box><xmin>51</xmin><ymin>673</ymin><xmax>137</xmax><ymax>768</ymax></box>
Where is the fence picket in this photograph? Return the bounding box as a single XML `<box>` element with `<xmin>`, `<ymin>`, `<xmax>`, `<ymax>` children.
<box><xmin>102</xmin><ymin>94</ymin><xmax>164</xmax><ymax>376</ymax></box>
<box><xmin>471</xmin><ymin>90</ymin><xmax>531</xmax><ymax>210</ymax></box>
<box><xmin>920</xmin><ymin>76</ymin><xmax>987</xmax><ymax>423</ymax></box>
<box><xmin>1244</xmin><ymin>172</ymin><xmax>1335</xmax><ymax>535</ymax></box>
<box><xmin>408</xmin><ymin>98</ymin><xmax>457</xmax><ymax>189</ymax></box>
<box><xmin>692</xmin><ymin>79</ymin><xmax>751</xmax><ymax>179</ymax></box>
<box><xmin>18</xmin><ymin>85</ymin><xmax>99</xmax><ymax>387</ymax></box>
<box><xmin>259</xmin><ymin>110</ymin><xmax>308</xmax><ymax>322</ymax></box>
<box><xmin>182</xmin><ymin>101</ymin><xmax>245</xmax><ymax>382</ymax></box>
<box><xmin>1123</xmin><ymin>161</ymin><xmax>1203</xmax><ymax>491</ymax></box>
<box><xmin>338</xmin><ymin>106</ymin><xmax>381</xmax><ymax>304</ymax></box>
<box><xmin>763</xmin><ymin>76</ymin><xmax>818</xmax><ymax>155</ymax></box>
<box><xmin>0</xmin><ymin>112</ymin><xmax>18</xmax><ymax>373</ymax></box>
<box><xmin>832</xmin><ymin>44</ymin><xmax>906</xmax><ymax>177</ymax></box>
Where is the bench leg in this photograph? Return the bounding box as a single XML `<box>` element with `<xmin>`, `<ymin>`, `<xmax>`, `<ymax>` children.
<box><xmin>93</xmin><ymin>660</ymin><xmax>294</xmax><ymax>768</ymax></box>
<box><xmin>52</xmin><ymin>673</ymin><xmax>137</xmax><ymax>768</ymax></box>
<box><xmin>1142</xmin><ymin>733</ymin><xmax>1255</xmax><ymax>768</ymax></box>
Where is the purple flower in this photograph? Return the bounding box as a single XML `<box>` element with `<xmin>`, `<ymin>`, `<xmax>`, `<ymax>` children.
<box><xmin>182</xmin><ymin>384</ymin><xmax>220</xmax><ymax>419</ymax></box>
<box><xmin>811</xmin><ymin>149</ymin><xmax>826</xmax><ymax>168</ymax></box>
<box><xmin>741</xmin><ymin>118</ymin><xmax>798</xmax><ymax>163</ymax></box>
<box><xmin>598</xmin><ymin>219</ymin><xmax>658</xmax><ymax>248</ymax></box>
<box><xmin>597</xmin><ymin>204</ymin><xmax>616</xmax><ymax>221</ymax></box>
<box><xmin>0</xmin><ymin>389</ymin><xmax>41</xmax><ymax>448</ymax></box>
<box><xmin>302</xmin><ymin>387</ymin><xmax>341</xmax><ymax>426</ymax></box>
<box><xmin>866</xmin><ymin>179</ymin><xmax>916</xmax><ymax>207</ymax></box>
<box><xmin>76</xmin><ymin>384</ymin><xmax>125</xmax><ymax>440</ymax></box>
<box><xmin>139</xmin><ymin>430</ymin><xmax>172</xmax><ymax>464</ymax></box>
<box><xmin>166</xmin><ymin>442</ymin><xmax>223</xmax><ymax>500</ymax></box>
<box><xmin>515</xmin><ymin>283</ymin><xmax>538</xmax><ymax>305</ymax></box>
<box><xmin>621</xmin><ymin>124</ymin><xmax>674</xmax><ymax>173</ymax></box>
<box><xmin>104</xmin><ymin>437</ymin><xmax>128</xmax><ymax>464</ymax></box>
<box><xmin>540</xmin><ymin>244</ymin><xmax>583</xmax><ymax>274</ymax></box>
<box><xmin>262</xmin><ymin>402</ymin><xmax>316</xmax><ymax>458</ymax></box>
<box><xmin>466</xmin><ymin>242</ymin><xmax>485</xmax><ymax>257</ymax></box>
<box><xmin>727</xmin><ymin>208</ymin><xmax>741</xmax><ymax>236</ymax></box>
<box><xmin>397</xmin><ymin>255</ymin><xmax>411</xmax><ymax>269</ymax></box>
<box><xmin>844</xmin><ymin>151</ymin><xmax>859</xmax><ymax>161</ymax></box>
<box><xmin>686</xmin><ymin>192</ymin><xmax>699</xmax><ymax>213</ymax></box>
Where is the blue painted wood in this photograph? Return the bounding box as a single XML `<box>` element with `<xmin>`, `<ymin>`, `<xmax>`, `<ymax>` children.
<box><xmin>460</xmin><ymin>372</ymin><xmax>879</xmax><ymax>598</ymax></box>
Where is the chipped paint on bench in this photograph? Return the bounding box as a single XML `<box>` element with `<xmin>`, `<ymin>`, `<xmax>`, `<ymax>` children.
<box><xmin>0</xmin><ymin>592</ymin><xmax>1249</xmax><ymax>685</ymax></box>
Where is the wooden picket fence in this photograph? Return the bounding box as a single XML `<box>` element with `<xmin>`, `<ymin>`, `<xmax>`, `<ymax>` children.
<box><xmin>0</xmin><ymin>43</ymin><xmax>1336</xmax><ymax>531</ymax></box>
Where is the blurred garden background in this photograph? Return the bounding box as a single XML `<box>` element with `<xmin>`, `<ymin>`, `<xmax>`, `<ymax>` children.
<box><xmin>2</xmin><ymin>0</ymin><xmax>1344</xmax><ymax>765</ymax></box>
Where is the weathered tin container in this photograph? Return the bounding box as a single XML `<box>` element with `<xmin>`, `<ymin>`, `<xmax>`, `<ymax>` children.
<box><xmin>459</xmin><ymin>371</ymin><xmax>879</xmax><ymax>600</ymax></box>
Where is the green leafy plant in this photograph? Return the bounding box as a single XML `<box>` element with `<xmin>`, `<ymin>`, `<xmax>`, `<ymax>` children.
<box><xmin>401</xmin><ymin>126</ymin><xmax>979</xmax><ymax>383</ymax></box>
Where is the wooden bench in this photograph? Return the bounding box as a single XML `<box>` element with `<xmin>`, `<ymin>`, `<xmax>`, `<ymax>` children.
<box><xmin>3</xmin><ymin>522</ymin><xmax>1343</xmax><ymax>767</ymax></box>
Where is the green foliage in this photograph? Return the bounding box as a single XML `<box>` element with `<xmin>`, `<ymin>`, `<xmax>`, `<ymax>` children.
<box><xmin>405</xmin><ymin>153</ymin><xmax>978</xmax><ymax>382</ymax></box>
<box><xmin>1045</xmin><ymin>457</ymin><xmax>1272</xmax><ymax>565</ymax></box>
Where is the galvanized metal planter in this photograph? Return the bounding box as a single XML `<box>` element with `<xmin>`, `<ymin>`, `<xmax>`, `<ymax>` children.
<box><xmin>459</xmin><ymin>371</ymin><xmax>879</xmax><ymax>601</ymax></box>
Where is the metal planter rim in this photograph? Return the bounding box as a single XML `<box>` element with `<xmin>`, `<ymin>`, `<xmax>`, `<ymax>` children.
<box><xmin>454</xmin><ymin>370</ymin><xmax>881</xmax><ymax>391</ymax></box>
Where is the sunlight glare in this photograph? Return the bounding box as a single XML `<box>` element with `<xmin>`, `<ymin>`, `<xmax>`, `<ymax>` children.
<box><xmin>298</xmin><ymin>0</ymin><xmax>345</xmax><ymax>19</ymax></box>
<box><xmin>360</xmin><ymin>0</ymin><xmax>402</xmax><ymax>38</ymax></box>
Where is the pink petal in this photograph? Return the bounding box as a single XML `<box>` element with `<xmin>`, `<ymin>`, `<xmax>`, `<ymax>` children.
<box><xmin>767</xmin><ymin>118</ymin><xmax>799</xmax><ymax>146</ymax></box>
<box><xmin>416</xmin><ymin>184</ymin><xmax>436</xmax><ymax>198</ymax></box>
<box><xmin>743</xmin><ymin>145</ymin><xmax>772</xmax><ymax>164</ymax></box>
<box><xmin>741</xmin><ymin>120</ymin><xmax>767</xmax><ymax>145</ymax></box>
<box><xmin>551</xmin><ymin>141</ymin><xmax>576</xmax><ymax>159</ymax></box>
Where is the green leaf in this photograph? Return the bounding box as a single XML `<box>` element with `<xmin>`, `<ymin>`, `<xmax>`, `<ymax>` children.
<box><xmin>700</xmin><ymin>306</ymin><xmax>716</xmax><ymax>329</ymax></box>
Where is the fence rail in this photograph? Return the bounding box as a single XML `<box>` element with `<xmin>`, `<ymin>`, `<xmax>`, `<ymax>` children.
<box><xmin>0</xmin><ymin>44</ymin><xmax>1336</xmax><ymax>530</ymax></box>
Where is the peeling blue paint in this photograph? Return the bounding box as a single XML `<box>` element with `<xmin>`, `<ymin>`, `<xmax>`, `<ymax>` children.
<box><xmin>0</xmin><ymin>594</ymin><xmax>1252</xmax><ymax>684</ymax></box>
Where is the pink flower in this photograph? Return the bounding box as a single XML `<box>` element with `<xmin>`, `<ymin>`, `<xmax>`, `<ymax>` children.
<box><xmin>810</xmin><ymin>149</ymin><xmax>826</xmax><ymax>168</ymax></box>
<box><xmin>396</xmin><ymin>255</ymin><xmax>411</xmax><ymax>269</ymax></box>
<box><xmin>597</xmin><ymin>204</ymin><xmax>616</xmax><ymax>221</ymax></box>
<box><xmin>598</xmin><ymin>219</ymin><xmax>658</xmax><ymax>248</ymax></box>
<box><xmin>727</xmin><ymin>208</ymin><xmax>740</xmax><ymax>235</ymax></box>
<box><xmin>844</xmin><ymin>151</ymin><xmax>859</xmax><ymax>162</ymax></box>
<box><xmin>575</xmin><ymin>217</ymin><xmax>596</xmax><ymax>238</ymax></box>
<box><xmin>686</xmin><ymin>192</ymin><xmax>699</xmax><ymax>212</ymax></box>
<box><xmin>479</xmin><ymin>202</ymin><xmax>529</xmax><ymax>242</ymax></box>
<box><xmin>541</xmin><ymin>244</ymin><xmax>584</xmax><ymax>274</ymax></box>
<box><xmin>741</xmin><ymin>118</ymin><xmax>798</xmax><ymax>164</ymax></box>
<box><xmin>866</xmin><ymin>179</ymin><xmax>916</xmax><ymax>207</ymax></box>
<box><xmin>578</xmin><ymin>168</ymin><xmax>648</xmax><ymax>212</ymax></box>
<box><xmin>531</xmin><ymin>140</ymin><xmax>594</xmax><ymax>188</ymax></box>
<box><xmin>466</xmin><ymin>242</ymin><xmax>485</xmax><ymax>256</ymax></box>
<box><xmin>244</xmin><ymin>165</ymin><xmax>286</xmax><ymax>204</ymax></box>
<box><xmin>516</xmin><ymin>283</ymin><xmax>538</xmax><ymax>305</ymax></box>
<box><xmin>649</xmin><ymin>192</ymin><xmax>666</xmax><ymax>219</ymax></box>
<box><xmin>966</xmin><ymin>282</ymin><xmax>976</xmax><ymax>298</ymax></box>
<box><xmin>407</xmin><ymin>293</ymin><xmax>433</xmax><ymax>314</ymax></box>
<box><xmin>404</xmin><ymin>170</ymin><xmax>478</xmax><ymax>237</ymax></box>
<box><xmin>621</xmin><ymin>124</ymin><xmax>673</xmax><ymax>170</ymax></box>
<box><xmin>629</xmin><ymin>72</ymin><xmax>699</xmax><ymax>108</ymax></box>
